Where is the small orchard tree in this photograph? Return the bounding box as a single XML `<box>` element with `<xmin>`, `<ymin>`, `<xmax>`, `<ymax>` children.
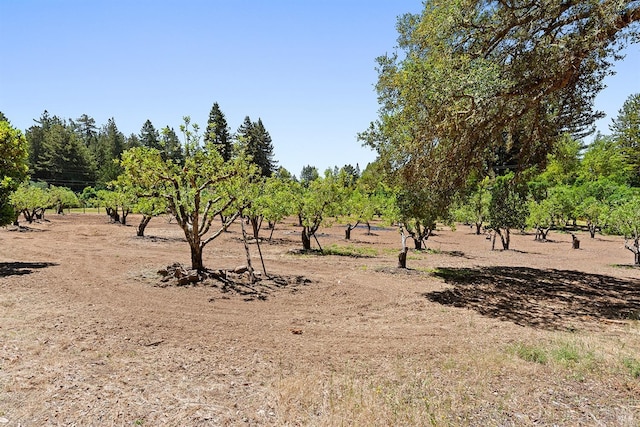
<box><xmin>576</xmin><ymin>196</ymin><xmax>608</xmax><ymax>238</ymax></box>
<box><xmin>341</xmin><ymin>187</ymin><xmax>372</xmax><ymax>240</ymax></box>
<box><xmin>120</xmin><ymin>118</ymin><xmax>257</xmax><ymax>271</ymax></box>
<box><xmin>48</xmin><ymin>185</ymin><xmax>79</xmax><ymax>214</ymax></box>
<box><xmin>526</xmin><ymin>198</ymin><xmax>556</xmax><ymax>241</ymax></box>
<box><xmin>452</xmin><ymin>177</ymin><xmax>491</xmax><ymax>235</ymax></box>
<box><xmin>396</xmin><ymin>185</ymin><xmax>445</xmax><ymax>250</ymax></box>
<box><xmin>292</xmin><ymin>171</ymin><xmax>345</xmax><ymax>251</ymax></box>
<box><xmin>488</xmin><ymin>173</ymin><xmax>528</xmax><ymax>250</ymax></box>
<box><xmin>1</xmin><ymin>120</ymin><xmax>29</xmax><ymax>225</ymax></box>
<box><xmin>97</xmin><ymin>189</ymin><xmax>135</xmax><ymax>225</ymax></box>
<box><xmin>254</xmin><ymin>175</ymin><xmax>294</xmax><ymax>240</ymax></box>
<box><xmin>10</xmin><ymin>183</ymin><xmax>49</xmax><ymax>223</ymax></box>
<box><xmin>607</xmin><ymin>196</ymin><xmax>640</xmax><ymax>265</ymax></box>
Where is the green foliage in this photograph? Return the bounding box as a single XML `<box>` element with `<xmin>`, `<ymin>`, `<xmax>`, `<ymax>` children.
<box><xmin>299</xmin><ymin>165</ymin><xmax>319</xmax><ymax>186</ymax></box>
<box><xmin>139</xmin><ymin>119</ymin><xmax>161</xmax><ymax>150</ymax></box>
<box><xmin>451</xmin><ymin>177</ymin><xmax>491</xmax><ymax>234</ymax></box>
<box><xmin>606</xmin><ymin>196</ymin><xmax>640</xmax><ymax>240</ymax></box>
<box><xmin>488</xmin><ymin>173</ymin><xmax>528</xmax><ymax>249</ymax></box>
<box><xmin>10</xmin><ymin>183</ymin><xmax>49</xmax><ymax>223</ymax></box>
<box><xmin>120</xmin><ymin>117</ymin><xmax>258</xmax><ymax>270</ymax></box>
<box><xmin>536</xmin><ymin>134</ymin><xmax>583</xmax><ymax>188</ymax></box>
<box><xmin>610</xmin><ymin>93</ymin><xmax>640</xmax><ymax>186</ymax></box>
<box><xmin>48</xmin><ymin>185</ymin><xmax>79</xmax><ymax>213</ymax></box>
<box><xmin>292</xmin><ymin>171</ymin><xmax>346</xmax><ymax>250</ymax></box>
<box><xmin>204</xmin><ymin>102</ymin><xmax>232</xmax><ymax>162</ymax></box>
<box><xmin>579</xmin><ymin>133</ymin><xmax>630</xmax><ymax>185</ymax></box>
<box><xmin>606</xmin><ymin>196</ymin><xmax>640</xmax><ymax>265</ymax></box>
<box><xmin>0</xmin><ymin>120</ymin><xmax>29</xmax><ymax>225</ymax></box>
<box><xmin>236</xmin><ymin>116</ymin><xmax>276</xmax><ymax>177</ymax></box>
<box><xmin>362</xmin><ymin>1</ymin><xmax>639</xmax><ymax>198</ymax></box>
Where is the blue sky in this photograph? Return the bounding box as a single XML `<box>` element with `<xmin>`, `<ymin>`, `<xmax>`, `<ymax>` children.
<box><xmin>1</xmin><ymin>1</ymin><xmax>638</xmax><ymax>177</ymax></box>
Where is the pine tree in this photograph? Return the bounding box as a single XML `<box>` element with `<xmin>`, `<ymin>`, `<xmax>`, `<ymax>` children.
<box><xmin>73</xmin><ymin>114</ymin><xmax>98</xmax><ymax>148</ymax></box>
<box><xmin>140</xmin><ymin>119</ymin><xmax>161</xmax><ymax>150</ymax></box>
<box><xmin>610</xmin><ymin>93</ymin><xmax>640</xmax><ymax>186</ymax></box>
<box><xmin>204</xmin><ymin>102</ymin><xmax>232</xmax><ymax>161</ymax></box>
<box><xmin>95</xmin><ymin>118</ymin><xmax>125</xmax><ymax>186</ymax></box>
<box><xmin>36</xmin><ymin>123</ymin><xmax>96</xmax><ymax>191</ymax></box>
<box><xmin>236</xmin><ymin>116</ymin><xmax>276</xmax><ymax>177</ymax></box>
<box><xmin>160</xmin><ymin>126</ymin><xmax>184</xmax><ymax>164</ymax></box>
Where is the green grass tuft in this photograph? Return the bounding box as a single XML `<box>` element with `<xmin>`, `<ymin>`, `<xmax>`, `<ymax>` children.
<box><xmin>323</xmin><ymin>244</ymin><xmax>378</xmax><ymax>258</ymax></box>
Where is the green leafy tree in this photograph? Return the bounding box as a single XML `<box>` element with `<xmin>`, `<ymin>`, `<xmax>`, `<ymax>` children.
<box><xmin>610</xmin><ymin>93</ymin><xmax>640</xmax><ymax>186</ymax></box>
<box><xmin>204</xmin><ymin>102</ymin><xmax>232</xmax><ymax>162</ymax></box>
<box><xmin>140</xmin><ymin>119</ymin><xmax>161</xmax><ymax>150</ymax></box>
<box><xmin>299</xmin><ymin>165</ymin><xmax>319</xmax><ymax>186</ymax></box>
<box><xmin>292</xmin><ymin>171</ymin><xmax>345</xmax><ymax>251</ymax></box>
<box><xmin>488</xmin><ymin>173</ymin><xmax>528</xmax><ymax>250</ymax></box>
<box><xmin>236</xmin><ymin>116</ymin><xmax>276</xmax><ymax>177</ymax></box>
<box><xmin>48</xmin><ymin>185</ymin><xmax>79</xmax><ymax>214</ymax></box>
<box><xmin>120</xmin><ymin>117</ymin><xmax>257</xmax><ymax>271</ymax></box>
<box><xmin>256</xmin><ymin>176</ymin><xmax>295</xmax><ymax>240</ymax></box>
<box><xmin>112</xmin><ymin>172</ymin><xmax>167</xmax><ymax>236</ymax></box>
<box><xmin>526</xmin><ymin>198</ymin><xmax>557</xmax><ymax>241</ymax></box>
<box><xmin>72</xmin><ymin>114</ymin><xmax>98</xmax><ymax>148</ymax></box>
<box><xmin>452</xmin><ymin>177</ymin><xmax>491</xmax><ymax>235</ymax></box>
<box><xmin>579</xmin><ymin>133</ymin><xmax>630</xmax><ymax>184</ymax></box>
<box><xmin>576</xmin><ymin>197</ymin><xmax>608</xmax><ymax>239</ymax></box>
<box><xmin>96</xmin><ymin>189</ymin><xmax>135</xmax><ymax>225</ymax></box>
<box><xmin>362</xmin><ymin>1</ymin><xmax>639</xmax><ymax>199</ymax></box>
<box><xmin>10</xmin><ymin>183</ymin><xmax>49</xmax><ymax>223</ymax></box>
<box><xmin>33</xmin><ymin>121</ymin><xmax>96</xmax><ymax>191</ymax></box>
<box><xmin>0</xmin><ymin>120</ymin><xmax>29</xmax><ymax>225</ymax></box>
<box><xmin>159</xmin><ymin>126</ymin><xmax>184</xmax><ymax>164</ymax></box>
<box><xmin>95</xmin><ymin>118</ymin><xmax>126</xmax><ymax>186</ymax></box>
<box><xmin>607</xmin><ymin>196</ymin><xmax>640</xmax><ymax>265</ymax></box>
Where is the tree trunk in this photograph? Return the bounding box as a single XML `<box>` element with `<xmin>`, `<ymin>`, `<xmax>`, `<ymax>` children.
<box><xmin>366</xmin><ymin>222</ymin><xmax>372</xmax><ymax>235</ymax></box>
<box><xmin>625</xmin><ymin>238</ymin><xmax>640</xmax><ymax>265</ymax></box>
<box><xmin>190</xmin><ymin>243</ymin><xmax>204</xmax><ymax>271</ymax></box>
<box><xmin>250</xmin><ymin>216</ymin><xmax>261</xmax><ymax>241</ymax></box>
<box><xmin>345</xmin><ymin>222</ymin><xmax>358</xmax><ymax>240</ymax></box>
<box><xmin>120</xmin><ymin>210</ymin><xmax>129</xmax><ymax>225</ymax></box>
<box><xmin>588</xmin><ymin>223</ymin><xmax>596</xmax><ymax>238</ymax></box>
<box><xmin>398</xmin><ymin>248</ymin><xmax>408</xmax><ymax>268</ymax></box>
<box><xmin>497</xmin><ymin>228</ymin><xmax>510</xmax><ymax>250</ymax></box>
<box><xmin>475</xmin><ymin>222</ymin><xmax>482</xmax><ymax>235</ymax></box>
<box><xmin>137</xmin><ymin>215</ymin><xmax>153</xmax><ymax>237</ymax></box>
<box><xmin>240</xmin><ymin>215</ymin><xmax>256</xmax><ymax>283</ymax></box>
<box><xmin>302</xmin><ymin>227</ymin><xmax>312</xmax><ymax>250</ymax></box>
<box><xmin>413</xmin><ymin>238</ymin><xmax>423</xmax><ymax>250</ymax></box>
<box><xmin>572</xmin><ymin>234</ymin><xmax>580</xmax><ymax>249</ymax></box>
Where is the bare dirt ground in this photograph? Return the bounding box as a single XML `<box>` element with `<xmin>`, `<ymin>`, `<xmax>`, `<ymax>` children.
<box><xmin>1</xmin><ymin>213</ymin><xmax>640</xmax><ymax>426</ymax></box>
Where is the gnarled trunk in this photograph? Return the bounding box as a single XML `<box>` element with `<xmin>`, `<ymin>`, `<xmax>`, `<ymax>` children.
<box><xmin>624</xmin><ymin>238</ymin><xmax>640</xmax><ymax>265</ymax></box>
<box><xmin>495</xmin><ymin>228</ymin><xmax>510</xmax><ymax>250</ymax></box>
<box><xmin>137</xmin><ymin>214</ymin><xmax>153</xmax><ymax>237</ymax></box>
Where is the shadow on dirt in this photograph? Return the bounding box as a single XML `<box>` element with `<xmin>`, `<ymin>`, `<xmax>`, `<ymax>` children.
<box><xmin>0</xmin><ymin>262</ymin><xmax>58</xmax><ymax>277</ymax></box>
<box><xmin>424</xmin><ymin>266</ymin><xmax>640</xmax><ymax>330</ymax></box>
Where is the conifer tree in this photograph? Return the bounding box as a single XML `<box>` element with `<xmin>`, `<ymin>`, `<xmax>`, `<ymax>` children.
<box><xmin>140</xmin><ymin>119</ymin><xmax>161</xmax><ymax>150</ymax></box>
<box><xmin>204</xmin><ymin>102</ymin><xmax>232</xmax><ymax>161</ymax></box>
<box><xmin>236</xmin><ymin>116</ymin><xmax>276</xmax><ymax>177</ymax></box>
